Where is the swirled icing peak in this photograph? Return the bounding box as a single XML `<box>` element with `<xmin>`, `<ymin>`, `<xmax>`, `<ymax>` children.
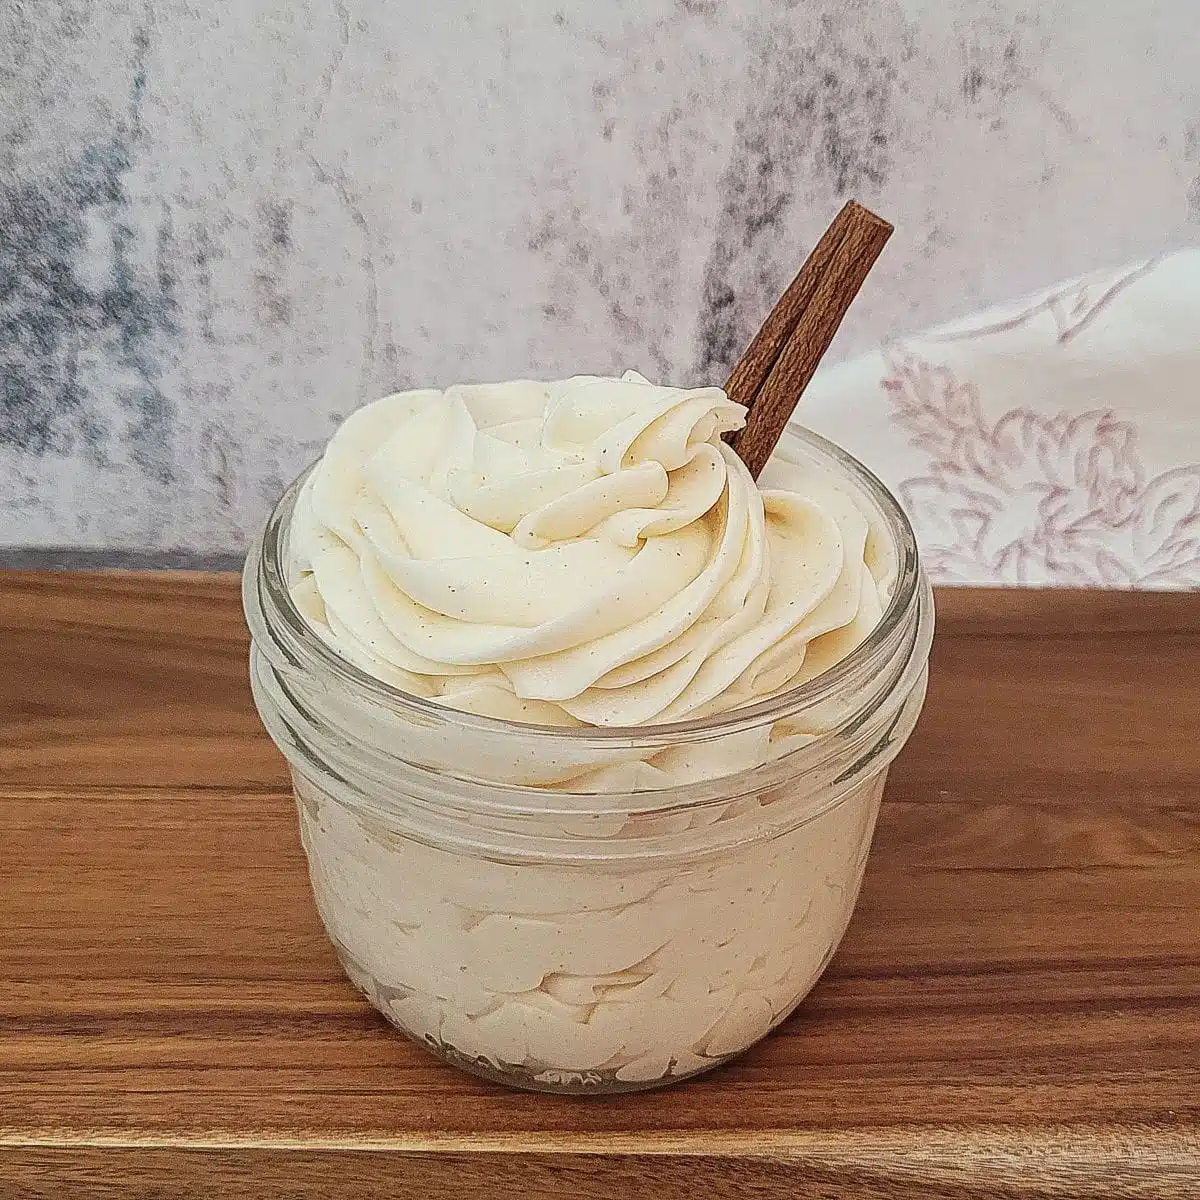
<box><xmin>287</xmin><ymin>371</ymin><xmax>893</xmax><ymax>727</ymax></box>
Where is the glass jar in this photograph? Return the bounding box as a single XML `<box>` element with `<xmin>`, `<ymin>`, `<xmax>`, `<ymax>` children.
<box><xmin>243</xmin><ymin>426</ymin><xmax>934</xmax><ymax>1094</ymax></box>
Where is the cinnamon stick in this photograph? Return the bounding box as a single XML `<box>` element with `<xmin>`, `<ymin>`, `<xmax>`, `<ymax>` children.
<box><xmin>724</xmin><ymin>201</ymin><xmax>865</xmax><ymax>407</ymax></box>
<box><xmin>728</xmin><ymin>202</ymin><xmax>892</xmax><ymax>479</ymax></box>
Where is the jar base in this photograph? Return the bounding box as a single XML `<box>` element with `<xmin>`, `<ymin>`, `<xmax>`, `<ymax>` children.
<box><xmin>325</xmin><ymin>930</ymin><xmax>851</xmax><ymax>1095</ymax></box>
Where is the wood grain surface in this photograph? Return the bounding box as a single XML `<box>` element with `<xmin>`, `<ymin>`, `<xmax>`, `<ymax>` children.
<box><xmin>1</xmin><ymin>572</ymin><xmax>1197</xmax><ymax>1198</ymax></box>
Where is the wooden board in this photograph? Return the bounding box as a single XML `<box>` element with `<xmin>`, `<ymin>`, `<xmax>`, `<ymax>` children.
<box><xmin>1</xmin><ymin>572</ymin><xmax>1197</xmax><ymax>1198</ymax></box>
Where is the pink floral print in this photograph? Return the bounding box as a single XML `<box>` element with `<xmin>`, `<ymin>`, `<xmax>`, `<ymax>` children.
<box><xmin>883</xmin><ymin>353</ymin><xmax>1200</xmax><ymax>587</ymax></box>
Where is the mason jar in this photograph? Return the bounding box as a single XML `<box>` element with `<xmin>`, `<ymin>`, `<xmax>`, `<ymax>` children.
<box><xmin>243</xmin><ymin>425</ymin><xmax>934</xmax><ymax>1093</ymax></box>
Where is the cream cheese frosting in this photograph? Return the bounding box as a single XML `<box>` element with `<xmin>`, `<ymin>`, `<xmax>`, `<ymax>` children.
<box><xmin>266</xmin><ymin>371</ymin><xmax>919</xmax><ymax>1088</ymax></box>
<box><xmin>286</xmin><ymin>370</ymin><xmax>895</xmax><ymax>728</ymax></box>
<box><xmin>296</xmin><ymin>766</ymin><xmax>887</xmax><ymax>1086</ymax></box>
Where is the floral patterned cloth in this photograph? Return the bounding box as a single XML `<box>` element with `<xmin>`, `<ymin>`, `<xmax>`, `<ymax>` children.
<box><xmin>798</xmin><ymin>251</ymin><xmax>1200</xmax><ymax>589</ymax></box>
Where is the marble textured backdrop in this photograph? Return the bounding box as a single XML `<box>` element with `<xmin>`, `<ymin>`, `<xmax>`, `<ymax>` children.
<box><xmin>3</xmin><ymin>0</ymin><xmax>1200</xmax><ymax>560</ymax></box>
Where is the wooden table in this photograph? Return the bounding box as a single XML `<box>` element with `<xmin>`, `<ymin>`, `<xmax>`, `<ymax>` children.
<box><xmin>1</xmin><ymin>572</ymin><xmax>1197</xmax><ymax>1198</ymax></box>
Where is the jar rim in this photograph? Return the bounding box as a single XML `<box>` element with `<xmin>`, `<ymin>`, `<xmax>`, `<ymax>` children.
<box><xmin>248</xmin><ymin>421</ymin><xmax>923</xmax><ymax>749</ymax></box>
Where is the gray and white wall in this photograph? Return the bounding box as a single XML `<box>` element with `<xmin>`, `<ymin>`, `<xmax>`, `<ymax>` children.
<box><xmin>3</xmin><ymin>0</ymin><xmax>1199</xmax><ymax>563</ymax></box>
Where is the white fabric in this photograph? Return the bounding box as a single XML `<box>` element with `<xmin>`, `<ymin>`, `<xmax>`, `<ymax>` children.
<box><xmin>799</xmin><ymin>251</ymin><xmax>1200</xmax><ymax>588</ymax></box>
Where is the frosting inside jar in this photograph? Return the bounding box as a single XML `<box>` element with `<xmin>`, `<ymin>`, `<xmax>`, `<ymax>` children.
<box><xmin>269</xmin><ymin>371</ymin><xmax>917</xmax><ymax>1089</ymax></box>
<box><xmin>287</xmin><ymin>371</ymin><xmax>896</xmax><ymax>730</ymax></box>
<box><xmin>295</xmin><ymin>766</ymin><xmax>888</xmax><ymax>1087</ymax></box>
